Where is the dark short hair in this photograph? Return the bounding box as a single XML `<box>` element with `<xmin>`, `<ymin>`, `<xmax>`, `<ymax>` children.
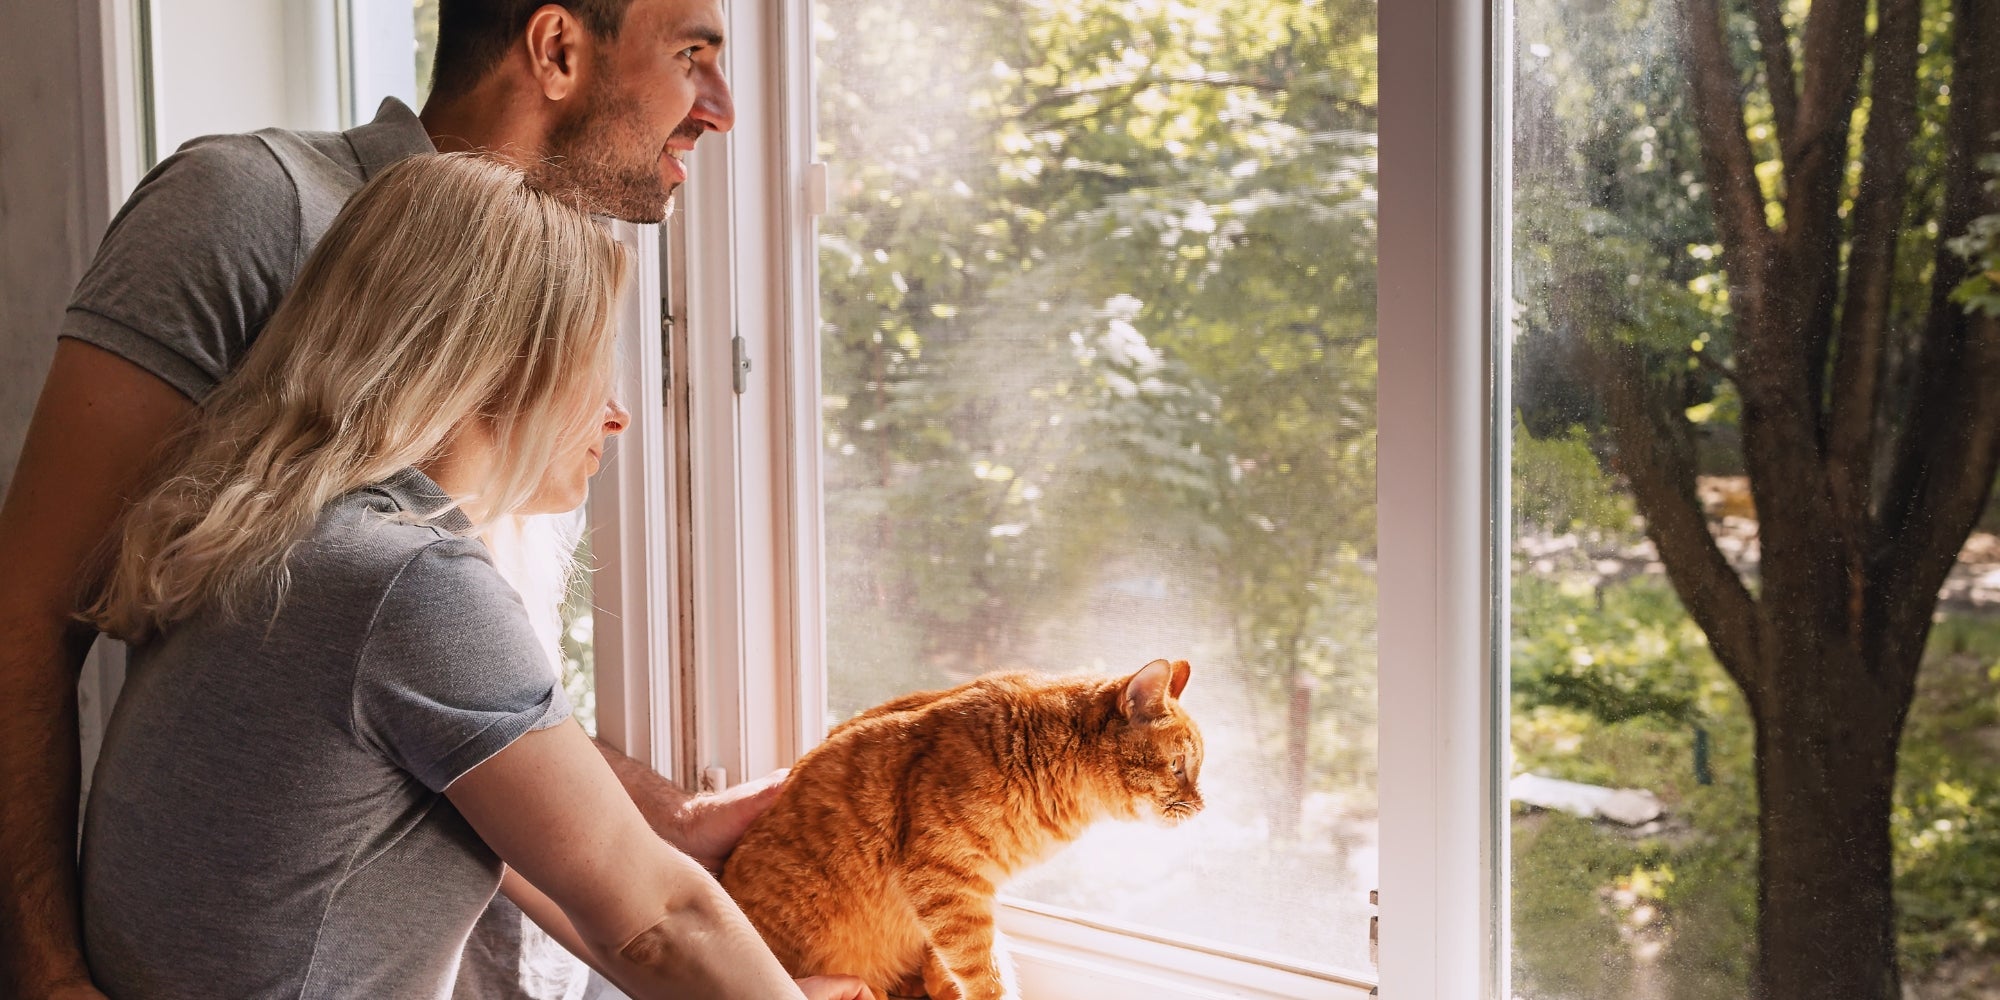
<box><xmin>431</xmin><ymin>1</ymin><xmax>636</xmax><ymax>100</ymax></box>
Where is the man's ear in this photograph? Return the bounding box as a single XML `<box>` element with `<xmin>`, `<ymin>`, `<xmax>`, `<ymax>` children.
<box><xmin>522</xmin><ymin>4</ymin><xmax>587</xmax><ymax>101</ymax></box>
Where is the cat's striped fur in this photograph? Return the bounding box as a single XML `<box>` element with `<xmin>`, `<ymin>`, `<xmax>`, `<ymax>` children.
<box><xmin>721</xmin><ymin>659</ymin><xmax>1204</xmax><ymax>1000</ymax></box>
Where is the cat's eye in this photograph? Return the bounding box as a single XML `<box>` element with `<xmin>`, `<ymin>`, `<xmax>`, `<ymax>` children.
<box><xmin>1171</xmin><ymin>755</ymin><xmax>1186</xmax><ymax>778</ymax></box>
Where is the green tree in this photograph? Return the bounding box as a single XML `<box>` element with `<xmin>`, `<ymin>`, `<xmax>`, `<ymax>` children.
<box><xmin>814</xmin><ymin>0</ymin><xmax>1378</xmax><ymax>835</ymax></box>
<box><xmin>1515</xmin><ymin>0</ymin><xmax>2000</xmax><ymax>993</ymax></box>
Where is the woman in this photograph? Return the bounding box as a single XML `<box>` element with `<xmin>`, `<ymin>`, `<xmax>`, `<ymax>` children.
<box><xmin>79</xmin><ymin>153</ymin><xmax>864</xmax><ymax>1000</ymax></box>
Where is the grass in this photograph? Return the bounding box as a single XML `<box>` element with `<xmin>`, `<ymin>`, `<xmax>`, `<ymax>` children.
<box><xmin>1511</xmin><ymin>576</ymin><xmax>2000</xmax><ymax>999</ymax></box>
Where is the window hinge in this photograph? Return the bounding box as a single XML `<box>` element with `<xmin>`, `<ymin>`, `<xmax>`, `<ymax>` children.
<box><xmin>731</xmin><ymin>332</ymin><xmax>752</xmax><ymax>394</ymax></box>
<box><xmin>660</xmin><ymin>299</ymin><xmax>673</xmax><ymax>393</ymax></box>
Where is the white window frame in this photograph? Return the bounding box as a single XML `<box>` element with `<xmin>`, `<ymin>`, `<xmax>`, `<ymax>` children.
<box><xmin>663</xmin><ymin>0</ymin><xmax>1510</xmax><ymax>996</ymax></box>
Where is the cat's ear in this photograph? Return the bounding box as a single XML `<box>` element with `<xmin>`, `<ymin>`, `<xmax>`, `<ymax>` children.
<box><xmin>1121</xmin><ymin>659</ymin><xmax>1190</xmax><ymax>723</ymax></box>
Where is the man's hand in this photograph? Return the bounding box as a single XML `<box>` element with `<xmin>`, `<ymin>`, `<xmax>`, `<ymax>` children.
<box><xmin>796</xmin><ymin>975</ymin><xmax>872</xmax><ymax>1000</ymax></box>
<box><xmin>672</xmin><ymin>769</ymin><xmax>787</xmax><ymax>873</ymax></box>
<box><xmin>589</xmin><ymin>740</ymin><xmax>788</xmax><ymax>872</ymax></box>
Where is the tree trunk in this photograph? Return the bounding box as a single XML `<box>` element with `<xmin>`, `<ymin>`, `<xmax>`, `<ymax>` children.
<box><xmin>1748</xmin><ymin>633</ymin><xmax>1909</xmax><ymax>1000</ymax></box>
<box><xmin>1277</xmin><ymin>663</ymin><xmax>1315</xmax><ymax>841</ymax></box>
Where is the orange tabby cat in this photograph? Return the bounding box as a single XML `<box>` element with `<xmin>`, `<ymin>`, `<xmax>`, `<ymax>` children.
<box><xmin>720</xmin><ymin>659</ymin><xmax>1204</xmax><ymax>1000</ymax></box>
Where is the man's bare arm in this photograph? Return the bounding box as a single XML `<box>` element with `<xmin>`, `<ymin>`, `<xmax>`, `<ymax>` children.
<box><xmin>590</xmin><ymin>740</ymin><xmax>785</xmax><ymax>874</ymax></box>
<box><xmin>0</xmin><ymin>341</ymin><xmax>193</xmax><ymax>998</ymax></box>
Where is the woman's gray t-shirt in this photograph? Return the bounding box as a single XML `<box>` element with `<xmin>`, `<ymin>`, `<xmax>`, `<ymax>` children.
<box><xmin>80</xmin><ymin>468</ymin><xmax>571</xmax><ymax>999</ymax></box>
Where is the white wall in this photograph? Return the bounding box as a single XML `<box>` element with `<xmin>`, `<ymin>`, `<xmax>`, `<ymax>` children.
<box><xmin>149</xmin><ymin>0</ymin><xmax>344</xmax><ymax>160</ymax></box>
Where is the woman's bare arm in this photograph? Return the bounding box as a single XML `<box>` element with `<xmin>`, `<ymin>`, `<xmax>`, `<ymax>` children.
<box><xmin>447</xmin><ymin>718</ymin><xmax>805</xmax><ymax>1000</ymax></box>
<box><xmin>500</xmin><ymin>846</ymin><xmax>871</xmax><ymax>1000</ymax></box>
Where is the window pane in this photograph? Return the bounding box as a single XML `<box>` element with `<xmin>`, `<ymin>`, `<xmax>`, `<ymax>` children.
<box><xmin>413</xmin><ymin>0</ymin><xmax>439</xmax><ymax>107</ymax></box>
<box><xmin>1510</xmin><ymin>0</ymin><xmax>2000</xmax><ymax>996</ymax></box>
<box><xmin>561</xmin><ymin>532</ymin><xmax>597</xmax><ymax>738</ymax></box>
<box><xmin>145</xmin><ymin>5</ymin><xmax>343</xmax><ymax>162</ymax></box>
<box><xmin>814</xmin><ymin>0</ymin><xmax>1378</xmax><ymax>972</ymax></box>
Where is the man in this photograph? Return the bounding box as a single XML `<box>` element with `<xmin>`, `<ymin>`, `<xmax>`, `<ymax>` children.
<box><xmin>0</xmin><ymin>3</ymin><xmax>854</xmax><ymax>998</ymax></box>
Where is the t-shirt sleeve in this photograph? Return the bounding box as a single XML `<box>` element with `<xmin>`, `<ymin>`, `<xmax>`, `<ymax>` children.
<box><xmin>58</xmin><ymin>133</ymin><xmax>299</xmax><ymax>401</ymax></box>
<box><xmin>351</xmin><ymin>538</ymin><xmax>572</xmax><ymax>793</ymax></box>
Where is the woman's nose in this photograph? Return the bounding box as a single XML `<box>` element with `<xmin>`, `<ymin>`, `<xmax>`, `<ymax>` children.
<box><xmin>604</xmin><ymin>399</ymin><xmax>631</xmax><ymax>435</ymax></box>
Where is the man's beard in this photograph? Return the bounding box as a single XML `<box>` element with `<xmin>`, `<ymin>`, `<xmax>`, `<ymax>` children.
<box><xmin>532</xmin><ymin>83</ymin><xmax>676</xmax><ymax>224</ymax></box>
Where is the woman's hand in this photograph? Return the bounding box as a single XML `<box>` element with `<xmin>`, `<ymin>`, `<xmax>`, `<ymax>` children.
<box><xmin>796</xmin><ymin>975</ymin><xmax>872</xmax><ymax>1000</ymax></box>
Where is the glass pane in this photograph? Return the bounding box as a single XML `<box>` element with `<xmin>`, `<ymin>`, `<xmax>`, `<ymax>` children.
<box><xmin>561</xmin><ymin>532</ymin><xmax>597</xmax><ymax>738</ymax></box>
<box><xmin>1509</xmin><ymin>0</ymin><xmax>1999</xmax><ymax>997</ymax></box>
<box><xmin>413</xmin><ymin>0</ymin><xmax>440</xmax><ymax>107</ymax></box>
<box><xmin>814</xmin><ymin>0</ymin><xmax>1378</xmax><ymax>972</ymax></box>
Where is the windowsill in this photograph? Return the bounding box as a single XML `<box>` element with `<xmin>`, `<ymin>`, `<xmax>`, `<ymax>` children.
<box><xmin>1000</xmin><ymin>899</ymin><xmax>1376</xmax><ymax>999</ymax></box>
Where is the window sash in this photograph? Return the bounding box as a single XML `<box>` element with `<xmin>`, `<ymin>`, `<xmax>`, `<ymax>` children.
<box><xmin>657</xmin><ymin>0</ymin><xmax>1510</xmax><ymax>993</ymax></box>
<box><xmin>87</xmin><ymin>0</ymin><xmax>1511</xmax><ymax>990</ymax></box>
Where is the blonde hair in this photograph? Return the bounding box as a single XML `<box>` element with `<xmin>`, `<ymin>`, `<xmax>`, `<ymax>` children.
<box><xmin>89</xmin><ymin>153</ymin><xmax>629</xmax><ymax>642</ymax></box>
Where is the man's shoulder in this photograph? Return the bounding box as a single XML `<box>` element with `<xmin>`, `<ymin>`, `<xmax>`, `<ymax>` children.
<box><xmin>154</xmin><ymin>124</ymin><xmax>364</xmax><ymax>210</ymax></box>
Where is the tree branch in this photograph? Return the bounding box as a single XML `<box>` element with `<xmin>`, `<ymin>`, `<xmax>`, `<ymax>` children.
<box><xmin>1826</xmin><ymin>0</ymin><xmax>1921</xmax><ymax>634</ymax></box>
<box><xmin>1690</xmin><ymin>345</ymin><xmax>1740</xmax><ymax>384</ymax></box>
<box><xmin>1591</xmin><ymin>336</ymin><xmax>1766</xmax><ymax>702</ymax></box>
<box><xmin>1017</xmin><ymin>72</ymin><xmax>1377</xmax><ymax>124</ymax></box>
<box><xmin>1877</xmin><ymin>0</ymin><xmax>2000</xmax><ymax>686</ymax></box>
<box><xmin>1676</xmin><ymin>0</ymin><xmax>1774</xmax><ymax>263</ymax></box>
<box><xmin>1748</xmin><ymin>0</ymin><xmax>1798</xmax><ymax>153</ymax></box>
<box><xmin>1788</xmin><ymin>0</ymin><xmax>1872</xmax><ymax>406</ymax></box>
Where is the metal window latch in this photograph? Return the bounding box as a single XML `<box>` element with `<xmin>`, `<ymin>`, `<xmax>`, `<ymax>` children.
<box><xmin>731</xmin><ymin>333</ymin><xmax>753</xmax><ymax>395</ymax></box>
<box><xmin>1369</xmin><ymin>888</ymin><xmax>1380</xmax><ymax>971</ymax></box>
<box><xmin>660</xmin><ymin>300</ymin><xmax>674</xmax><ymax>392</ymax></box>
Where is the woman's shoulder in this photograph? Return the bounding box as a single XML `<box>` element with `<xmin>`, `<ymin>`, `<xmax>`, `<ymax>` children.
<box><xmin>289</xmin><ymin>477</ymin><xmax>506</xmax><ymax>617</ymax></box>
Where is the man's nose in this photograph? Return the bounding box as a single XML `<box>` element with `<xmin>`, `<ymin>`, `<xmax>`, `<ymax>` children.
<box><xmin>692</xmin><ymin>69</ymin><xmax>736</xmax><ymax>134</ymax></box>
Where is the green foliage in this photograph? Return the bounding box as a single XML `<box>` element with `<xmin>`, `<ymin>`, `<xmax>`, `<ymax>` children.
<box><xmin>1513</xmin><ymin>575</ymin><xmax>1708</xmax><ymax>728</ymax></box>
<box><xmin>413</xmin><ymin>0</ymin><xmax>439</xmax><ymax>105</ymax></box>
<box><xmin>813</xmin><ymin>0</ymin><xmax>1380</xmax><ymax>829</ymax></box>
<box><xmin>1512</xmin><ymin>415</ymin><xmax>1638</xmax><ymax>537</ymax></box>
<box><xmin>1513</xmin><ymin>574</ymin><xmax>2000</xmax><ymax>997</ymax></box>
<box><xmin>1511</xmin><ymin>812</ymin><xmax>1641</xmax><ymax>999</ymax></box>
<box><xmin>1948</xmin><ymin>152</ymin><xmax>2000</xmax><ymax>317</ymax></box>
<box><xmin>559</xmin><ymin>535</ymin><xmax>595</xmax><ymax>736</ymax></box>
<box><xmin>1509</xmin><ymin>573</ymin><xmax>1763</xmax><ymax>999</ymax></box>
<box><xmin>1892</xmin><ymin>617</ymin><xmax>2000</xmax><ymax>974</ymax></box>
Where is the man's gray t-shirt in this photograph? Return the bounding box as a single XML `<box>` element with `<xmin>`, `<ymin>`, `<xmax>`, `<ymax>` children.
<box><xmin>81</xmin><ymin>469</ymin><xmax>572</xmax><ymax>999</ymax></box>
<box><xmin>61</xmin><ymin>100</ymin><xmax>594</xmax><ymax>999</ymax></box>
